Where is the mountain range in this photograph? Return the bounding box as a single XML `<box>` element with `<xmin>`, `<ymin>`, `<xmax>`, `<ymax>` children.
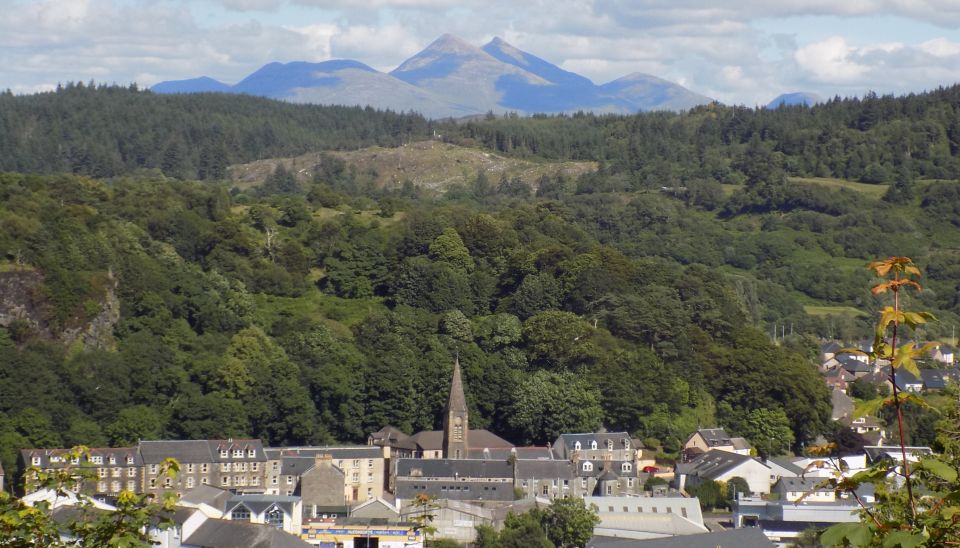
<box><xmin>152</xmin><ymin>34</ymin><xmax>714</xmax><ymax>118</ymax></box>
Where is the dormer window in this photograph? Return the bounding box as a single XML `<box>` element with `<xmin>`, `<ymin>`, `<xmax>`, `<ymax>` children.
<box><xmin>220</xmin><ymin>449</ymin><xmax>229</xmax><ymax>458</ymax></box>
<box><xmin>247</xmin><ymin>449</ymin><xmax>256</xmax><ymax>457</ymax></box>
<box><xmin>31</xmin><ymin>456</ymin><xmax>41</xmax><ymax>466</ymax></box>
<box><xmin>91</xmin><ymin>456</ymin><xmax>103</xmax><ymax>464</ymax></box>
<box><xmin>606</xmin><ymin>439</ymin><xmax>614</xmax><ymax>451</ymax></box>
<box><xmin>233</xmin><ymin>449</ymin><xmax>243</xmax><ymax>458</ymax></box>
<box><xmin>70</xmin><ymin>456</ymin><xmax>79</xmax><ymax>465</ymax></box>
<box><xmin>624</xmin><ymin>439</ymin><xmax>630</xmax><ymax>450</ymax></box>
<box><xmin>621</xmin><ymin>462</ymin><xmax>633</xmax><ymax>472</ymax></box>
<box><xmin>590</xmin><ymin>441</ymin><xmax>598</xmax><ymax>450</ymax></box>
<box><xmin>126</xmin><ymin>456</ymin><xmax>135</xmax><ymax>465</ymax></box>
<box><xmin>582</xmin><ymin>462</ymin><xmax>594</xmax><ymax>472</ymax></box>
<box><xmin>108</xmin><ymin>456</ymin><xmax>116</xmax><ymax>465</ymax></box>
<box><xmin>574</xmin><ymin>441</ymin><xmax>581</xmax><ymax>451</ymax></box>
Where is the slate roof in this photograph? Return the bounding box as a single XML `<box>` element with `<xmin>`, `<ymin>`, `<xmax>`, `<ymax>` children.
<box><xmin>831</xmin><ymin>389</ymin><xmax>855</xmax><ymax>421</ymax></box>
<box><xmin>184</xmin><ymin>518</ymin><xmax>312</xmax><ymax>547</ymax></box>
<box><xmin>408</xmin><ymin>429</ymin><xmax>513</xmax><ymax>451</ymax></box>
<box><xmin>590</xmin><ymin>527</ymin><xmax>774</xmax><ymax>547</ymax></box>
<box><xmin>396</xmin><ymin>458</ymin><xmax>513</xmax><ymax>479</ymax></box>
<box><xmin>20</xmin><ymin>447</ymin><xmax>140</xmax><ymax>468</ymax></box>
<box><xmin>275</xmin><ymin>457</ymin><xmax>319</xmax><ymax>477</ymax></box>
<box><xmin>677</xmin><ymin>450</ymin><xmax>767</xmax><ymax>481</ymax></box>
<box><xmin>920</xmin><ymin>369</ymin><xmax>947</xmax><ymax>390</ymax></box>
<box><xmin>180</xmin><ymin>485</ymin><xmax>234</xmax><ymax>510</ymax></box>
<box><xmin>470</xmin><ymin>446</ymin><xmax>553</xmax><ymax>460</ymax></box>
<box><xmin>774</xmin><ymin>477</ymin><xmax>831</xmax><ymax>492</ymax></box>
<box><xmin>225</xmin><ymin>495</ymin><xmax>300</xmax><ymax>516</ymax></box>
<box><xmin>864</xmin><ymin>445</ymin><xmax>933</xmax><ymax>463</ymax></box>
<box><xmin>821</xmin><ymin>341</ymin><xmax>843</xmax><ymax>354</ymax></box>
<box><xmin>892</xmin><ymin>369</ymin><xmax>923</xmax><ymax>390</ymax></box>
<box><xmin>515</xmin><ymin>460</ymin><xmax>576</xmax><ymax>479</ymax></box>
<box><xmin>368</xmin><ymin>426</ymin><xmax>418</xmax><ymax>451</ymax></box>
<box><xmin>138</xmin><ymin>439</ymin><xmax>266</xmax><ymax>464</ymax></box>
<box><xmin>766</xmin><ymin>457</ymin><xmax>804</xmax><ymax>476</ymax></box>
<box><xmin>554</xmin><ymin>432</ymin><xmax>637</xmax><ymax>452</ymax></box>
<box><xmin>266</xmin><ymin>446</ymin><xmax>382</xmax><ymax>460</ymax></box>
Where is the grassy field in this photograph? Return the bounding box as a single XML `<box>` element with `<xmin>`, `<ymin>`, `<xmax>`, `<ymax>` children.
<box><xmin>804</xmin><ymin>305</ymin><xmax>868</xmax><ymax>317</ymax></box>
<box><xmin>228</xmin><ymin>140</ymin><xmax>597</xmax><ymax>192</ymax></box>
<box><xmin>788</xmin><ymin>177</ymin><xmax>888</xmax><ymax>198</ymax></box>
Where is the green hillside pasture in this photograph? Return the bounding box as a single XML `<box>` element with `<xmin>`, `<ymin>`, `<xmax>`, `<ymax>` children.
<box><xmin>789</xmin><ymin>177</ymin><xmax>888</xmax><ymax>198</ymax></box>
<box><xmin>804</xmin><ymin>305</ymin><xmax>868</xmax><ymax>318</ymax></box>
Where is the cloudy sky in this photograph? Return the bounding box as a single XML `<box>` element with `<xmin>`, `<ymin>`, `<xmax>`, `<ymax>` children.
<box><xmin>3</xmin><ymin>0</ymin><xmax>960</xmax><ymax>105</ymax></box>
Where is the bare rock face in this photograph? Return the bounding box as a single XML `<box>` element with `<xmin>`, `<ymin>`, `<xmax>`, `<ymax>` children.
<box><xmin>0</xmin><ymin>268</ymin><xmax>119</xmax><ymax>349</ymax></box>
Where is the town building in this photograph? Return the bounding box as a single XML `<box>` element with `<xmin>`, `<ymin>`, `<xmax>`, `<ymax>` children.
<box><xmin>682</xmin><ymin>428</ymin><xmax>753</xmax><ymax>457</ymax></box>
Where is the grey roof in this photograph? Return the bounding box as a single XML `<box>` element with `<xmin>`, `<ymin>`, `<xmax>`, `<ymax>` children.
<box><xmin>695</xmin><ymin>428</ymin><xmax>734</xmax><ymax>446</ymax></box>
<box><xmin>591</xmin><ymin>527</ymin><xmax>774</xmax><ymax>548</ymax></box>
<box><xmin>678</xmin><ymin>450</ymin><xmax>767</xmax><ymax>481</ymax></box>
<box><xmin>470</xmin><ymin>446</ymin><xmax>553</xmax><ymax>460</ymax></box>
<box><xmin>864</xmin><ymin>445</ymin><xmax>933</xmax><ymax>463</ymax></box>
<box><xmin>20</xmin><ymin>447</ymin><xmax>141</xmax><ymax>468</ymax></box>
<box><xmin>180</xmin><ymin>485</ymin><xmax>234</xmax><ymax>509</ymax></box>
<box><xmin>266</xmin><ymin>446</ymin><xmax>382</xmax><ymax>459</ymax></box>
<box><xmin>184</xmin><ymin>518</ymin><xmax>312</xmax><ymax>547</ymax></box>
<box><xmin>225</xmin><ymin>495</ymin><xmax>300</xmax><ymax>516</ymax></box>
<box><xmin>892</xmin><ymin>369</ymin><xmax>923</xmax><ymax>390</ymax></box>
<box><xmin>396</xmin><ymin>458</ymin><xmax>513</xmax><ymax>479</ymax></box>
<box><xmin>832</xmin><ymin>389</ymin><xmax>855</xmax><ymax>421</ymax></box>
<box><xmin>766</xmin><ymin>457</ymin><xmax>804</xmax><ymax>476</ymax></box>
<box><xmin>774</xmin><ymin>477</ymin><xmax>830</xmax><ymax>492</ymax></box>
<box><xmin>920</xmin><ymin>369</ymin><xmax>947</xmax><ymax>389</ymax></box>
<box><xmin>408</xmin><ymin>429</ymin><xmax>513</xmax><ymax>451</ymax></box>
<box><xmin>576</xmin><ymin>460</ymin><xmax>639</xmax><ymax>478</ymax></box>
<box><xmin>138</xmin><ymin>439</ymin><xmax>266</xmax><ymax>464</ymax></box>
<box><xmin>554</xmin><ymin>432</ymin><xmax>636</xmax><ymax>452</ymax></box>
<box><xmin>821</xmin><ymin>341</ymin><xmax>843</xmax><ymax>354</ymax></box>
<box><xmin>515</xmin><ymin>460</ymin><xmax>575</xmax><ymax>479</ymax></box>
<box><xmin>275</xmin><ymin>457</ymin><xmax>318</xmax><ymax>477</ymax></box>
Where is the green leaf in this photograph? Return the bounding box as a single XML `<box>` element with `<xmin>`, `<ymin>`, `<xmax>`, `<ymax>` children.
<box><xmin>916</xmin><ymin>458</ymin><xmax>958</xmax><ymax>482</ymax></box>
<box><xmin>883</xmin><ymin>531</ymin><xmax>926</xmax><ymax>548</ymax></box>
<box><xmin>821</xmin><ymin>522</ymin><xmax>874</xmax><ymax>547</ymax></box>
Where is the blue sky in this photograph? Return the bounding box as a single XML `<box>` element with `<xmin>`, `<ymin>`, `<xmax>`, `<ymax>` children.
<box><xmin>2</xmin><ymin>0</ymin><xmax>960</xmax><ymax>105</ymax></box>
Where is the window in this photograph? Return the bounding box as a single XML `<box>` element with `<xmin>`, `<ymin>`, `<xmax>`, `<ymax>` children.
<box><xmin>70</xmin><ymin>456</ymin><xmax>79</xmax><ymax>465</ymax></box>
<box><xmin>251</xmin><ymin>476</ymin><xmax>260</xmax><ymax>486</ymax></box>
<box><xmin>582</xmin><ymin>462</ymin><xmax>593</xmax><ymax>472</ymax></box>
<box><xmin>201</xmin><ymin>464</ymin><xmax>209</xmax><ymax>473</ymax></box>
<box><xmin>368</xmin><ymin>459</ymin><xmax>374</xmax><ymax>468</ymax></box>
<box><xmin>352</xmin><ymin>472</ymin><xmax>359</xmax><ymax>483</ymax></box>
<box><xmin>235</xmin><ymin>475</ymin><xmax>246</xmax><ymax>486</ymax></box>
<box><xmin>111</xmin><ymin>481</ymin><xmax>120</xmax><ymax>492</ymax></box>
<box><xmin>367</xmin><ymin>472</ymin><xmax>373</xmax><ymax>482</ymax></box>
<box><xmin>272</xmin><ymin>477</ymin><xmax>279</xmax><ymax>485</ymax></box>
<box><xmin>286</xmin><ymin>476</ymin><xmax>293</xmax><ymax>485</ymax></box>
<box><xmin>627</xmin><ymin>478</ymin><xmax>634</xmax><ymax>488</ymax></box>
<box><xmin>149</xmin><ymin>479</ymin><xmax>157</xmax><ymax>488</ymax></box>
<box><xmin>31</xmin><ymin>456</ymin><xmax>41</xmax><ymax>466</ymax></box>
<box><xmin>606</xmin><ymin>439</ymin><xmax>614</xmax><ymax>451</ymax></box>
<box><xmin>220</xmin><ymin>449</ymin><xmax>229</xmax><ymax>458</ymax></box>
<box><xmin>272</xmin><ymin>462</ymin><xmax>279</xmax><ymax>471</ymax></box>
<box><xmin>580</xmin><ymin>478</ymin><xmax>587</xmax><ymax>488</ymax></box>
<box><xmin>149</xmin><ymin>464</ymin><xmax>158</xmax><ymax>474</ymax></box>
<box><xmin>266</xmin><ymin>507</ymin><xmax>284</xmax><ymax>528</ymax></box>
<box><xmin>98</xmin><ymin>468</ymin><xmax>108</xmax><ymax>478</ymax></box>
<box><xmin>164</xmin><ymin>477</ymin><xmax>172</xmax><ymax>488</ymax></box>
<box><xmin>247</xmin><ymin>449</ymin><xmax>256</xmax><ymax>457</ymax></box>
<box><xmin>187</xmin><ymin>477</ymin><xmax>194</xmax><ymax>488</ymax></box>
<box><xmin>251</xmin><ymin>463</ymin><xmax>259</xmax><ymax>472</ymax></box>
<box><xmin>681</xmin><ymin>508</ymin><xmax>688</xmax><ymax>518</ymax></box>
<box><xmin>621</xmin><ymin>463</ymin><xmax>632</xmax><ymax>472</ymax></box>
<box><xmin>590</xmin><ymin>441</ymin><xmax>598</xmax><ymax>450</ymax></box>
<box><xmin>186</xmin><ymin>464</ymin><xmax>194</xmax><ymax>473</ymax></box>
<box><xmin>112</xmin><ymin>468</ymin><xmax>121</xmax><ymax>477</ymax></box>
<box><xmin>231</xmin><ymin>506</ymin><xmax>251</xmax><ymax>521</ymax></box>
<box><xmin>624</xmin><ymin>439</ymin><xmax>630</xmax><ymax>450</ymax></box>
<box><xmin>574</xmin><ymin>441</ymin><xmax>581</xmax><ymax>450</ymax></box>
<box><xmin>606</xmin><ymin>484</ymin><xmax>613</xmax><ymax>495</ymax></box>
<box><xmin>91</xmin><ymin>456</ymin><xmax>103</xmax><ymax>464</ymax></box>
<box><xmin>126</xmin><ymin>456</ymin><xmax>135</xmax><ymax>465</ymax></box>
<box><xmin>238</xmin><ymin>462</ymin><xmax>247</xmax><ymax>472</ymax></box>
<box><xmin>666</xmin><ymin>507</ymin><xmax>672</xmax><ymax>514</ymax></box>
<box><xmin>623</xmin><ymin>506</ymin><xmax>628</xmax><ymax>512</ymax></box>
<box><xmin>367</xmin><ymin>487</ymin><xmax>373</xmax><ymax>497</ymax></box>
<box><xmin>201</xmin><ymin>478</ymin><xmax>209</xmax><ymax>485</ymax></box>
<box><xmin>98</xmin><ymin>481</ymin><xmax>107</xmax><ymax>492</ymax></box>
<box><xmin>563</xmin><ymin>479</ymin><xmax>569</xmax><ymax>489</ymax></box>
<box><xmin>221</xmin><ymin>462</ymin><xmax>231</xmax><ymax>472</ymax></box>
<box><xmin>127</xmin><ymin>468</ymin><xmax>136</xmax><ymax>477</ymax></box>
<box><xmin>651</xmin><ymin>507</ymin><xmax>657</xmax><ymax>513</ymax></box>
<box><xmin>222</xmin><ymin>476</ymin><xmax>230</xmax><ymax>486</ymax></box>
<box><xmin>233</xmin><ymin>449</ymin><xmax>243</xmax><ymax>458</ymax></box>
<box><xmin>542</xmin><ymin>484</ymin><xmax>549</xmax><ymax>495</ymax></box>
<box><xmin>108</xmin><ymin>456</ymin><xmax>116</xmax><ymax>465</ymax></box>
<box><xmin>353</xmin><ymin>459</ymin><xmax>360</xmax><ymax>468</ymax></box>
<box><xmin>127</xmin><ymin>480</ymin><xmax>136</xmax><ymax>491</ymax></box>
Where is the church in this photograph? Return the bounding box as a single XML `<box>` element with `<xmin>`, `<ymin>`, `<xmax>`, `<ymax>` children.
<box><xmin>368</xmin><ymin>357</ymin><xmax>514</xmax><ymax>460</ymax></box>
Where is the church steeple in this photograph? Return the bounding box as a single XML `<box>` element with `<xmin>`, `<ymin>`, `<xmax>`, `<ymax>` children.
<box><xmin>442</xmin><ymin>356</ymin><xmax>469</xmax><ymax>459</ymax></box>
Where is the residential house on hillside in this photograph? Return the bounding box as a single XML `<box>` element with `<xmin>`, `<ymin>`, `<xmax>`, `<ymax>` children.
<box><xmin>140</xmin><ymin>439</ymin><xmax>268</xmax><ymax>496</ymax></box>
<box><xmin>831</xmin><ymin>389</ymin><xmax>854</xmax><ymax>422</ymax></box>
<box><xmin>223</xmin><ymin>494</ymin><xmax>302</xmax><ymax>536</ymax></box>
<box><xmin>929</xmin><ymin>344</ymin><xmax>955</xmax><ymax>366</ymax></box>
<box><xmin>20</xmin><ymin>447</ymin><xmax>142</xmax><ymax>498</ymax></box>
<box><xmin>675</xmin><ymin>449</ymin><xmax>772</xmax><ymax>495</ymax></box>
<box><xmin>265</xmin><ymin>446</ymin><xmax>386</xmax><ymax>505</ymax></box>
<box><xmin>824</xmin><ymin>368</ymin><xmax>854</xmax><ymax>392</ymax></box>
<box><xmin>920</xmin><ymin>369</ymin><xmax>947</xmax><ymax>392</ymax></box>
<box><xmin>772</xmin><ymin>477</ymin><xmax>835</xmax><ymax>503</ymax></box>
<box><xmin>848</xmin><ymin>416</ymin><xmax>884</xmax><ymax>440</ymax></box>
<box><xmin>683</xmin><ymin>428</ymin><xmax>753</xmax><ymax>457</ymax></box>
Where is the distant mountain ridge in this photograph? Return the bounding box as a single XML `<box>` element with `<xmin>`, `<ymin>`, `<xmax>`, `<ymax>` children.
<box><xmin>767</xmin><ymin>92</ymin><xmax>823</xmax><ymax>109</ymax></box>
<box><xmin>152</xmin><ymin>34</ymin><xmax>714</xmax><ymax>118</ymax></box>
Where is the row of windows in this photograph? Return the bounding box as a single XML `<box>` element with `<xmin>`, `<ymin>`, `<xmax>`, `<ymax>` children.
<box><xmin>573</xmin><ymin>439</ymin><xmax>631</xmax><ymax>451</ymax></box>
<box><xmin>337</xmin><ymin>459</ymin><xmax>376</xmax><ymax>469</ymax></box>
<box><xmin>579</xmin><ymin>462</ymin><xmax>633</xmax><ymax>472</ymax></box>
<box><xmin>219</xmin><ymin>448</ymin><xmax>259</xmax><ymax>458</ymax></box>
<box><xmin>97</xmin><ymin>468</ymin><xmax>137</xmax><ymax>478</ymax></box>
<box><xmin>219</xmin><ymin>462</ymin><xmax>259</xmax><ymax>472</ymax></box>
<box><xmin>97</xmin><ymin>481</ymin><xmax>136</xmax><ymax>492</ymax></box>
<box><xmin>32</xmin><ymin>455</ymin><xmax>136</xmax><ymax>466</ymax></box>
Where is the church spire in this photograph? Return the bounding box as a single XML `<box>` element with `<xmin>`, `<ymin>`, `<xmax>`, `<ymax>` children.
<box><xmin>443</xmin><ymin>355</ymin><xmax>469</xmax><ymax>459</ymax></box>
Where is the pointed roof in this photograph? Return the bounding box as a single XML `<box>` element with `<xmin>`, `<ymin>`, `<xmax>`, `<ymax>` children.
<box><xmin>447</xmin><ymin>357</ymin><xmax>467</xmax><ymax>413</ymax></box>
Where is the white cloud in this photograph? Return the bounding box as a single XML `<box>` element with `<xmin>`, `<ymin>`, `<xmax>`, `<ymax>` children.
<box><xmin>795</xmin><ymin>36</ymin><xmax>870</xmax><ymax>82</ymax></box>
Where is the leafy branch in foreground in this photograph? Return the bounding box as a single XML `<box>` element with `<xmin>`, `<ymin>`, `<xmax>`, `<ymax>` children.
<box><xmin>1</xmin><ymin>446</ymin><xmax>179</xmax><ymax>547</ymax></box>
<box><xmin>810</xmin><ymin>257</ymin><xmax>960</xmax><ymax>547</ymax></box>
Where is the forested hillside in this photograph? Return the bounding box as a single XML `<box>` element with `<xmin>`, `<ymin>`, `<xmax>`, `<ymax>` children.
<box><xmin>2</xmin><ymin>84</ymin><xmax>960</xmax><ymax>485</ymax></box>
